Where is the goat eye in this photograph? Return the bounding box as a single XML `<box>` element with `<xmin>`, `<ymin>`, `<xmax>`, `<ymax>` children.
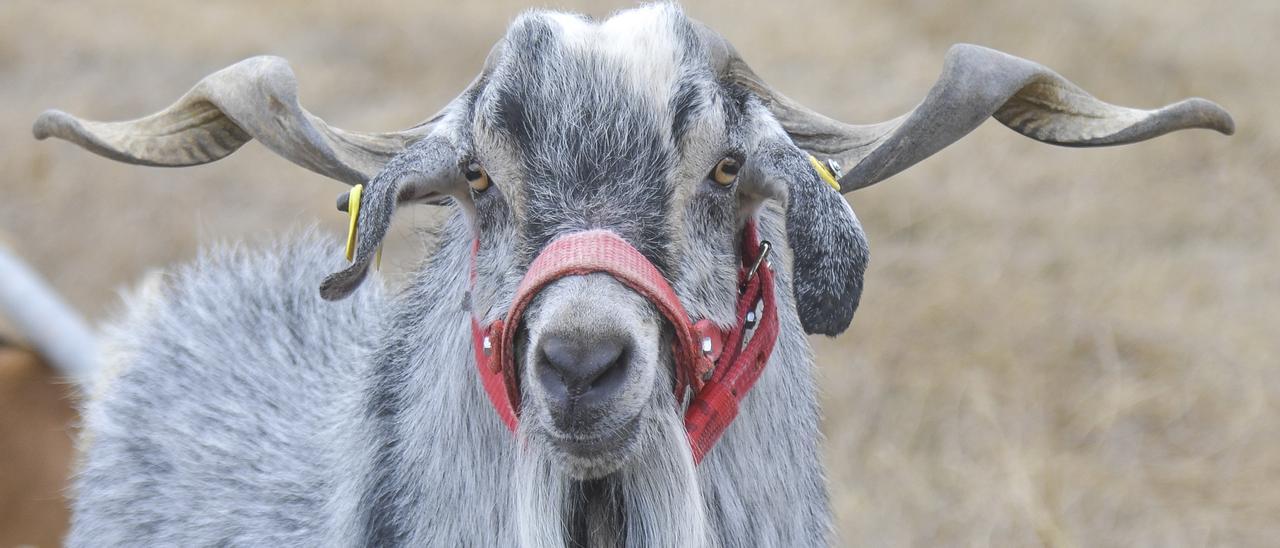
<box><xmin>711</xmin><ymin>157</ymin><xmax>740</xmax><ymax>186</ymax></box>
<box><xmin>463</xmin><ymin>162</ymin><xmax>490</xmax><ymax>192</ymax></box>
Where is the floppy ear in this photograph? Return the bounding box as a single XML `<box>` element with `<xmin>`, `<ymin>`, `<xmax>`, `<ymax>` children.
<box><xmin>34</xmin><ymin>53</ymin><xmax>494</xmax><ymax>301</ymax></box>
<box><xmin>748</xmin><ymin>139</ymin><xmax>868</xmax><ymax>336</ymax></box>
<box><xmin>706</xmin><ymin>32</ymin><xmax>1232</xmax><ymax>336</ymax></box>
<box><xmin>319</xmin><ymin>136</ymin><xmax>468</xmax><ymax>301</ymax></box>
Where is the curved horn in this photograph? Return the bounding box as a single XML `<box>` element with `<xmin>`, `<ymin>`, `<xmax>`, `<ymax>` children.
<box><xmin>726</xmin><ymin>43</ymin><xmax>1235</xmax><ymax>192</ymax></box>
<box><xmin>33</xmin><ymin>55</ymin><xmax>437</xmax><ymax>185</ymax></box>
<box><xmin>319</xmin><ymin>135</ymin><xmax>467</xmax><ymax>301</ymax></box>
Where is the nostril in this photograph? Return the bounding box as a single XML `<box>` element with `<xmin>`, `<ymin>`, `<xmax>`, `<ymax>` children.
<box><xmin>538</xmin><ymin>334</ymin><xmax>630</xmax><ymax>401</ymax></box>
<box><xmin>587</xmin><ymin>346</ymin><xmax>628</xmax><ymax>392</ymax></box>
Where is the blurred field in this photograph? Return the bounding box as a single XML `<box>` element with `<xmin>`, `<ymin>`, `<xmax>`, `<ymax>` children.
<box><xmin>1</xmin><ymin>0</ymin><xmax>1276</xmax><ymax>545</ymax></box>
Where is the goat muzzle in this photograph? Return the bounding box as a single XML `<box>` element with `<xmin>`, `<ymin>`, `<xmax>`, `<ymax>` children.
<box><xmin>470</xmin><ymin>222</ymin><xmax>779</xmax><ymax>464</ymax></box>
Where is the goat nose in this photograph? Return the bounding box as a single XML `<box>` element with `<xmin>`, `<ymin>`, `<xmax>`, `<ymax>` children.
<box><xmin>536</xmin><ymin>333</ymin><xmax>630</xmax><ymax>411</ymax></box>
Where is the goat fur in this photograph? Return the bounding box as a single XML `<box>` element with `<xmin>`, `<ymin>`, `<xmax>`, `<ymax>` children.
<box><xmin>70</xmin><ymin>206</ymin><xmax>831</xmax><ymax>546</ymax></box>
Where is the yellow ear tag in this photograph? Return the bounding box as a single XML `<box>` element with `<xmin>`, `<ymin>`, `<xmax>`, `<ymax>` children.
<box><xmin>807</xmin><ymin>155</ymin><xmax>842</xmax><ymax>192</ymax></box>
<box><xmin>343</xmin><ymin>184</ymin><xmax>384</xmax><ymax>269</ymax></box>
<box><xmin>344</xmin><ymin>184</ymin><xmax>363</xmax><ymax>262</ymax></box>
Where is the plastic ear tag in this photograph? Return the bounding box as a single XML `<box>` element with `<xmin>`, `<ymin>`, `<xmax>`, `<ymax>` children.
<box><xmin>344</xmin><ymin>184</ymin><xmax>363</xmax><ymax>262</ymax></box>
<box><xmin>807</xmin><ymin>155</ymin><xmax>841</xmax><ymax>192</ymax></box>
<box><xmin>343</xmin><ymin>184</ymin><xmax>384</xmax><ymax>269</ymax></box>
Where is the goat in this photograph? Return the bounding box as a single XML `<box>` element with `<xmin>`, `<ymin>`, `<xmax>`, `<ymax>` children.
<box><xmin>33</xmin><ymin>5</ymin><xmax>1232</xmax><ymax>546</ymax></box>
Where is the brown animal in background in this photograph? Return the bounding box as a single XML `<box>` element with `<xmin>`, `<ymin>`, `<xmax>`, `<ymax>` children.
<box><xmin>0</xmin><ymin>245</ymin><xmax>95</xmax><ymax>546</ymax></box>
<box><xmin>0</xmin><ymin>339</ymin><xmax>76</xmax><ymax>547</ymax></box>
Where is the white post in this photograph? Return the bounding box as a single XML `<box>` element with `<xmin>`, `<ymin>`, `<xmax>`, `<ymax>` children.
<box><xmin>0</xmin><ymin>247</ymin><xmax>97</xmax><ymax>384</ymax></box>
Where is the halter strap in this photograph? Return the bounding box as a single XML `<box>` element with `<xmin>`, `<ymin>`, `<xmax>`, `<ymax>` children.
<box><xmin>469</xmin><ymin>222</ymin><xmax>779</xmax><ymax>463</ymax></box>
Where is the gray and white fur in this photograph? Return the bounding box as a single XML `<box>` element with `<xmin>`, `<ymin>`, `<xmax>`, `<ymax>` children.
<box><xmin>38</xmin><ymin>4</ymin><xmax>1232</xmax><ymax>546</ymax></box>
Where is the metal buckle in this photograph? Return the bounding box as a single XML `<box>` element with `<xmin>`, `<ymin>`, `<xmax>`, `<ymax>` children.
<box><xmin>744</xmin><ymin>240</ymin><xmax>772</xmax><ymax>283</ymax></box>
<box><xmin>741</xmin><ymin>240</ymin><xmax>771</xmax><ymax>330</ymax></box>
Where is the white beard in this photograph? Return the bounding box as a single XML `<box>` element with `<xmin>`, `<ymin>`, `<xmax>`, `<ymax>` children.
<box><xmin>513</xmin><ymin>408</ymin><xmax>709</xmax><ymax>547</ymax></box>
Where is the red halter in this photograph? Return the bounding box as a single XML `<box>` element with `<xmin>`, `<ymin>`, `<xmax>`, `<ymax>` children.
<box><xmin>469</xmin><ymin>222</ymin><xmax>779</xmax><ymax>464</ymax></box>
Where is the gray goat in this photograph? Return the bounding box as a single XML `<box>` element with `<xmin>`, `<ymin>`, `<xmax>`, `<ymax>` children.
<box><xmin>34</xmin><ymin>4</ymin><xmax>1232</xmax><ymax>546</ymax></box>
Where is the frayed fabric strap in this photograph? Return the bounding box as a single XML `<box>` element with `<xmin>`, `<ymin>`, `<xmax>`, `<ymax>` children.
<box><xmin>470</xmin><ymin>222</ymin><xmax>779</xmax><ymax>463</ymax></box>
<box><xmin>685</xmin><ymin>226</ymin><xmax>779</xmax><ymax>463</ymax></box>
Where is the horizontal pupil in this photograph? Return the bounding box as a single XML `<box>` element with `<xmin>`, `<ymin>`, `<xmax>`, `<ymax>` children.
<box><xmin>719</xmin><ymin>161</ymin><xmax>739</xmax><ymax>175</ymax></box>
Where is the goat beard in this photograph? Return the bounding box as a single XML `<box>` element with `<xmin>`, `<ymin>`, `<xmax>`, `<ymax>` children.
<box><xmin>513</xmin><ymin>406</ymin><xmax>709</xmax><ymax>547</ymax></box>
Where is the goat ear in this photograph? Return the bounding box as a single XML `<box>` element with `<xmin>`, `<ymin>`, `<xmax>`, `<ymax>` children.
<box><xmin>747</xmin><ymin>140</ymin><xmax>868</xmax><ymax>336</ymax></box>
<box><xmin>319</xmin><ymin>136</ymin><xmax>469</xmax><ymax>300</ymax></box>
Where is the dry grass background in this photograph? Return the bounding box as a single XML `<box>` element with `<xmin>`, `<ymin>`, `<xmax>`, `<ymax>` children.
<box><xmin>1</xmin><ymin>0</ymin><xmax>1276</xmax><ymax>545</ymax></box>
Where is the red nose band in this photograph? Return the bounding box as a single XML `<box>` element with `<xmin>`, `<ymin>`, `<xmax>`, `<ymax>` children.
<box><xmin>470</xmin><ymin>221</ymin><xmax>779</xmax><ymax>464</ymax></box>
